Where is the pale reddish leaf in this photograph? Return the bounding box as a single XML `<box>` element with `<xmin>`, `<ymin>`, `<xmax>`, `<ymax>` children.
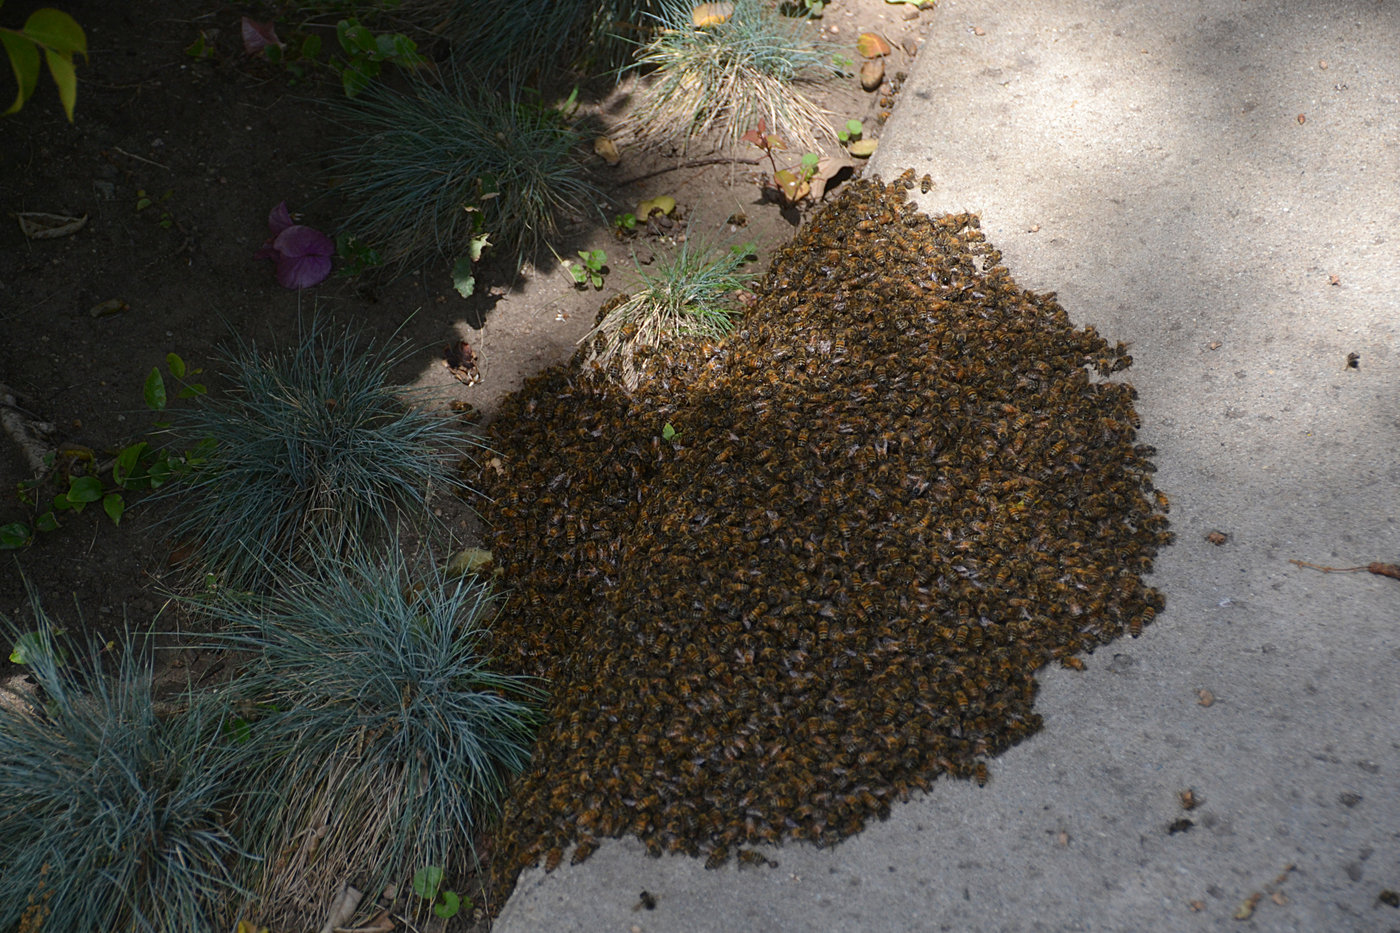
<box><xmin>241</xmin><ymin>17</ymin><xmax>283</xmax><ymax>55</ymax></box>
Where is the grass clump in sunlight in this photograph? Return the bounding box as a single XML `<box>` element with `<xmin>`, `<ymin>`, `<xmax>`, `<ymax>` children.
<box><xmin>329</xmin><ymin>73</ymin><xmax>603</xmax><ymax>274</ymax></box>
<box><xmin>166</xmin><ymin>316</ymin><xmax>473</xmax><ymax>592</ymax></box>
<box><xmin>620</xmin><ymin>0</ymin><xmax>835</xmax><ymax>151</ymax></box>
<box><xmin>0</xmin><ymin>603</ymin><xmax>250</xmax><ymax>933</ymax></box>
<box><xmin>195</xmin><ymin>549</ymin><xmax>542</xmax><ymax>927</ymax></box>
<box><xmin>583</xmin><ymin>233</ymin><xmax>756</xmax><ymax>387</ymax></box>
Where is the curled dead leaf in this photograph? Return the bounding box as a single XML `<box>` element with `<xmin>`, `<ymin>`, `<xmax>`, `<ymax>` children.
<box><xmin>14</xmin><ymin>212</ymin><xmax>88</xmax><ymax>239</ymax></box>
<box><xmin>860</xmin><ymin>58</ymin><xmax>885</xmax><ymax>91</ymax></box>
<box><xmin>593</xmin><ymin>136</ymin><xmax>621</xmax><ymax>165</ymax></box>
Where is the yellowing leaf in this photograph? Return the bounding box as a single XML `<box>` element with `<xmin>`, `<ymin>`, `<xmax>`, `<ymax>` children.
<box><xmin>234</xmin><ymin>921</ymin><xmax>270</xmax><ymax>933</ymax></box>
<box><xmin>692</xmin><ymin>2</ymin><xmax>734</xmax><ymax>26</ymax></box>
<box><xmin>637</xmin><ymin>195</ymin><xmax>676</xmax><ymax>218</ymax></box>
<box><xmin>447</xmin><ymin>547</ymin><xmax>495</xmax><ymax>577</ymax></box>
<box><xmin>857</xmin><ymin>32</ymin><xmax>892</xmax><ymax>58</ymax></box>
<box><xmin>848</xmin><ymin>139</ymin><xmax>878</xmax><ymax>157</ymax></box>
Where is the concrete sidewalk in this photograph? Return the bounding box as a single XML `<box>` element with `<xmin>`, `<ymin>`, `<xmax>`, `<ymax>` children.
<box><xmin>495</xmin><ymin>1</ymin><xmax>1400</xmax><ymax>929</ymax></box>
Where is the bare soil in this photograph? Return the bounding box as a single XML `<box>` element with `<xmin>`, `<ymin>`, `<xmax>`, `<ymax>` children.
<box><xmin>0</xmin><ymin>0</ymin><xmax>934</xmax><ymax>926</ymax></box>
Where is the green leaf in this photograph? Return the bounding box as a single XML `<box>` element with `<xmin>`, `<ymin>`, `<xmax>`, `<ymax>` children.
<box><xmin>1</xmin><ymin>31</ymin><xmax>41</xmax><ymax>116</ymax></box>
<box><xmin>412</xmin><ymin>865</ymin><xmax>444</xmax><ymax>901</ymax></box>
<box><xmin>0</xmin><ymin>522</ymin><xmax>31</xmax><ymax>549</ymax></box>
<box><xmin>102</xmin><ymin>492</ymin><xmax>124</xmax><ymax>525</ymax></box>
<box><xmin>435</xmin><ymin>890</ymin><xmax>462</xmax><ymax>920</ymax></box>
<box><xmin>112</xmin><ymin>442</ymin><xmax>147</xmax><ymax>486</ymax></box>
<box><xmin>52</xmin><ymin>492</ymin><xmax>73</xmax><ymax>511</ymax></box>
<box><xmin>144</xmin><ymin>367</ymin><xmax>167</xmax><ymax>410</ymax></box>
<box><xmin>176</xmin><ymin>383</ymin><xmax>206</xmax><ymax>399</ymax></box>
<box><xmin>223</xmin><ymin>716</ymin><xmax>252</xmax><ymax>744</ymax></box>
<box><xmin>801</xmin><ymin>152</ymin><xmax>820</xmax><ymax>168</ymax></box>
<box><xmin>67</xmin><ymin>475</ymin><xmax>102</xmax><ymax>503</ymax></box>
<box><xmin>301</xmin><ymin>34</ymin><xmax>322</xmax><ymax>59</ymax></box>
<box><xmin>450</xmin><ymin>256</ymin><xmax>475</xmax><ymax>298</ymax></box>
<box><xmin>662</xmin><ymin>422</ymin><xmax>677</xmax><ymax>441</ymax></box>
<box><xmin>147</xmin><ymin>458</ymin><xmax>172</xmax><ymax>489</ymax></box>
<box><xmin>166</xmin><ymin>352</ymin><xmax>186</xmax><ymax>378</ymax></box>
<box><xmin>35</xmin><ymin>511</ymin><xmax>59</xmax><ymax>532</ymax></box>
<box><xmin>22</xmin><ymin>9</ymin><xmax>87</xmax><ymax>55</ymax></box>
<box><xmin>42</xmin><ymin>46</ymin><xmax>76</xmax><ymax>121</ymax></box>
<box><xmin>341</xmin><ymin>60</ymin><xmax>375</xmax><ymax>97</ymax></box>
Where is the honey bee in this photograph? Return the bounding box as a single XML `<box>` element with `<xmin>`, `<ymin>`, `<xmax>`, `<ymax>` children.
<box><xmin>920</xmin><ymin>174</ymin><xmax>933</xmax><ymax>194</ymax></box>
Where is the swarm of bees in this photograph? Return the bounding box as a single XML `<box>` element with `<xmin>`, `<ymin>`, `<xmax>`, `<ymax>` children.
<box><xmin>473</xmin><ymin>170</ymin><xmax>1171</xmax><ymax>907</ymax></box>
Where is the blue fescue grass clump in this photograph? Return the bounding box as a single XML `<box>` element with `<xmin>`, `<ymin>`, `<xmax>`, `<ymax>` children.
<box><xmin>620</xmin><ymin>0</ymin><xmax>834</xmax><ymax>151</ymax></box>
<box><xmin>583</xmin><ymin>232</ymin><xmax>756</xmax><ymax>384</ymax></box>
<box><xmin>195</xmin><ymin>548</ymin><xmax>543</xmax><ymax>925</ymax></box>
<box><xmin>165</xmin><ymin>317</ymin><xmax>474</xmax><ymax>592</ymax></box>
<box><xmin>329</xmin><ymin>72</ymin><xmax>603</xmax><ymax>272</ymax></box>
<box><xmin>0</xmin><ymin>607</ymin><xmax>250</xmax><ymax>933</ymax></box>
<box><xmin>433</xmin><ymin>0</ymin><xmax>659</xmax><ymax>75</ymax></box>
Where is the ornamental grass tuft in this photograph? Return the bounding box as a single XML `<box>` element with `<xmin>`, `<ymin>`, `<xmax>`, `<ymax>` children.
<box><xmin>165</xmin><ymin>316</ymin><xmax>473</xmax><ymax>592</ymax></box>
<box><xmin>194</xmin><ymin>548</ymin><xmax>543</xmax><ymax>927</ymax></box>
<box><xmin>583</xmin><ymin>232</ymin><xmax>755</xmax><ymax>387</ymax></box>
<box><xmin>420</xmin><ymin>0</ymin><xmax>658</xmax><ymax>75</ymax></box>
<box><xmin>619</xmin><ymin>0</ymin><xmax>835</xmax><ymax>151</ymax></box>
<box><xmin>0</xmin><ymin>603</ymin><xmax>250</xmax><ymax>933</ymax></box>
<box><xmin>328</xmin><ymin>72</ymin><xmax>603</xmax><ymax>273</ymax></box>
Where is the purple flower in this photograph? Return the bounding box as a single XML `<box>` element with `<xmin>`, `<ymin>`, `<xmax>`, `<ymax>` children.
<box><xmin>255</xmin><ymin>202</ymin><xmax>333</xmax><ymax>289</ymax></box>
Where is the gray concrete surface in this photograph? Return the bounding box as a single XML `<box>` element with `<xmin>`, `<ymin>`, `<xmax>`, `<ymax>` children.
<box><xmin>494</xmin><ymin>1</ymin><xmax>1400</xmax><ymax>929</ymax></box>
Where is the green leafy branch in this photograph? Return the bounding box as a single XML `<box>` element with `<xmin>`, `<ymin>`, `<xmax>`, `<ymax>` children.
<box><xmin>0</xmin><ymin>3</ymin><xmax>87</xmax><ymax>121</ymax></box>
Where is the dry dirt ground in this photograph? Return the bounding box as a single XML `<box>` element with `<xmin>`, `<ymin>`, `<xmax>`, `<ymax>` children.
<box><xmin>0</xmin><ymin>0</ymin><xmax>932</xmax><ymax>924</ymax></box>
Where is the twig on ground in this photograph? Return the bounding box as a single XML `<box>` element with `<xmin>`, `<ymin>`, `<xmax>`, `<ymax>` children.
<box><xmin>1289</xmin><ymin>559</ymin><xmax>1400</xmax><ymax>580</ymax></box>
<box><xmin>0</xmin><ymin>384</ymin><xmax>56</xmax><ymax>474</ymax></box>
<box><xmin>617</xmin><ymin>157</ymin><xmax>761</xmax><ymax>187</ymax></box>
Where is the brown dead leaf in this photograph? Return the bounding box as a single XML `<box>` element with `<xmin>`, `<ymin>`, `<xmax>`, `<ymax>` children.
<box><xmin>1234</xmin><ymin>892</ymin><xmax>1262</xmax><ymax>920</ymax></box>
<box><xmin>1197</xmin><ymin>687</ymin><xmax>1216</xmax><ymax>707</ymax></box>
<box><xmin>857</xmin><ymin>32</ymin><xmax>892</xmax><ymax>58</ymax></box>
<box><xmin>14</xmin><ymin>212</ymin><xmax>88</xmax><ymax>239</ymax></box>
<box><xmin>443</xmin><ymin>339</ymin><xmax>482</xmax><ymax>386</ymax></box>
<box><xmin>860</xmin><ymin>58</ymin><xmax>885</xmax><ymax>91</ymax></box>
<box><xmin>808</xmin><ymin>154</ymin><xmax>854</xmax><ymax>200</ymax></box>
<box><xmin>1207</xmin><ymin>341</ymin><xmax>1222</xmax><ymax>350</ymax></box>
<box><xmin>593</xmin><ymin>136</ymin><xmax>621</xmax><ymax>165</ymax></box>
<box><xmin>1329</xmin><ymin>274</ymin><xmax>1340</xmax><ymax>285</ymax></box>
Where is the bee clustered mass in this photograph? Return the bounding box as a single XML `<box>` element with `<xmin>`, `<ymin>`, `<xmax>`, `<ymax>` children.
<box><xmin>476</xmin><ymin>172</ymin><xmax>1170</xmax><ymax>902</ymax></box>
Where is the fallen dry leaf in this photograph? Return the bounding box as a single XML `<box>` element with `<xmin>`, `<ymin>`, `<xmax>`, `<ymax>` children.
<box><xmin>857</xmin><ymin>32</ymin><xmax>892</xmax><ymax>58</ymax></box>
<box><xmin>1197</xmin><ymin>687</ymin><xmax>1216</xmax><ymax>707</ymax></box>
<box><xmin>1234</xmin><ymin>892</ymin><xmax>1262</xmax><ymax>920</ymax></box>
<box><xmin>860</xmin><ymin>58</ymin><xmax>885</xmax><ymax>91</ymax></box>
<box><xmin>14</xmin><ymin>211</ymin><xmax>88</xmax><ymax>239</ymax></box>
<box><xmin>593</xmin><ymin>136</ymin><xmax>621</xmax><ymax>165</ymax></box>
<box><xmin>691</xmin><ymin>2</ymin><xmax>733</xmax><ymax>26</ymax></box>
<box><xmin>443</xmin><ymin>339</ymin><xmax>482</xmax><ymax>386</ymax></box>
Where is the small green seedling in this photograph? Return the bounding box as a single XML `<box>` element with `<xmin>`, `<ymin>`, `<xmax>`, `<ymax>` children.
<box><xmin>831</xmin><ymin>52</ymin><xmax>855</xmax><ymax>74</ymax></box>
<box><xmin>1</xmin><ymin>353</ymin><xmax>206</xmax><ymax>549</ymax></box>
<box><xmin>412</xmin><ymin>865</ymin><xmax>470</xmax><ymax>920</ymax></box>
<box><xmin>741</xmin><ymin>121</ymin><xmax>820</xmax><ymax>206</ymax></box>
<box><xmin>335</xmin><ymin>232</ymin><xmax>383</xmax><ymax>277</ymax></box>
<box><xmin>570</xmin><ymin>249</ymin><xmax>607</xmax><ymax>289</ymax></box>
<box><xmin>613</xmin><ymin>212</ymin><xmax>638</xmax><ymax>237</ymax></box>
<box><xmin>661</xmin><ymin>422</ymin><xmax>679</xmax><ymax>442</ymax></box>
<box><xmin>837</xmin><ymin>118</ymin><xmax>864</xmax><ymax>144</ymax></box>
